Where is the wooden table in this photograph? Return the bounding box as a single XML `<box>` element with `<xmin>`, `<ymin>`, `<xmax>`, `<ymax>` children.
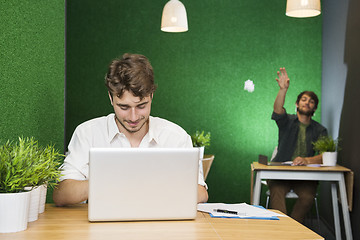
<box><xmin>250</xmin><ymin>162</ymin><xmax>353</xmax><ymax>240</ymax></box>
<box><xmin>0</xmin><ymin>204</ymin><xmax>324</xmax><ymax>240</ymax></box>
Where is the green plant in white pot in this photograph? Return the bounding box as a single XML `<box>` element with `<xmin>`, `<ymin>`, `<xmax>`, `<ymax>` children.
<box><xmin>0</xmin><ymin>137</ymin><xmax>63</xmax><ymax>232</ymax></box>
<box><xmin>25</xmin><ymin>141</ymin><xmax>64</xmax><ymax>222</ymax></box>
<box><xmin>313</xmin><ymin>136</ymin><xmax>340</xmax><ymax>166</ymax></box>
<box><xmin>35</xmin><ymin>144</ymin><xmax>64</xmax><ymax>214</ymax></box>
<box><xmin>0</xmin><ymin>138</ymin><xmax>35</xmax><ymax>233</ymax></box>
<box><xmin>191</xmin><ymin>131</ymin><xmax>211</xmax><ymax>159</ymax></box>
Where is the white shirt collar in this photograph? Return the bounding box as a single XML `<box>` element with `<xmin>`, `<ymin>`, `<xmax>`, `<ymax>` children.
<box><xmin>107</xmin><ymin>114</ymin><xmax>121</xmax><ymax>143</ymax></box>
<box><xmin>147</xmin><ymin>116</ymin><xmax>158</xmax><ymax>145</ymax></box>
<box><xmin>107</xmin><ymin>114</ymin><xmax>157</xmax><ymax>145</ymax></box>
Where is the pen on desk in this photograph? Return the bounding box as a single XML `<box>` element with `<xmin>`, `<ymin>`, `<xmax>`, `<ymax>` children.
<box><xmin>213</xmin><ymin>209</ymin><xmax>246</xmax><ymax>216</ymax></box>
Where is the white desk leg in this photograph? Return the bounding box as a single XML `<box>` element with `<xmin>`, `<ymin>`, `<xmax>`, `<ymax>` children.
<box><xmin>253</xmin><ymin>172</ymin><xmax>261</xmax><ymax>205</ymax></box>
<box><xmin>339</xmin><ymin>174</ymin><xmax>353</xmax><ymax>240</ymax></box>
<box><xmin>331</xmin><ymin>183</ymin><xmax>341</xmax><ymax>240</ymax></box>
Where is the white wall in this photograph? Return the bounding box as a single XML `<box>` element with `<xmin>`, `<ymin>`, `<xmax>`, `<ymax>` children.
<box><xmin>321</xmin><ymin>0</ymin><xmax>349</xmax><ymax>234</ymax></box>
<box><xmin>321</xmin><ymin>0</ymin><xmax>349</xmax><ymax>139</ymax></box>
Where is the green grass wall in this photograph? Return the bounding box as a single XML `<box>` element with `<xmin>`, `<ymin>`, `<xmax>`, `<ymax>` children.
<box><xmin>66</xmin><ymin>0</ymin><xmax>322</xmax><ymax>203</ymax></box>
<box><xmin>1</xmin><ymin>1</ymin><xmax>65</xmax><ymax>149</ymax></box>
<box><xmin>0</xmin><ymin>1</ymin><xmax>65</xmax><ymax>201</ymax></box>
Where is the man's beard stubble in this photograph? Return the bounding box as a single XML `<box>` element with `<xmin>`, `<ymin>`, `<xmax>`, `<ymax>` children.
<box><xmin>115</xmin><ymin>115</ymin><xmax>148</xmax><ymax>133</ymax></box>
<box><xmin>297</xmin><ymin>107</ymin><xmax>315</xmax><ymax>117</ymax></box>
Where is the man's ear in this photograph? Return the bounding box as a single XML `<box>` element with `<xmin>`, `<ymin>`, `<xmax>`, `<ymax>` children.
<box><xmin>108</xmin><ymin>92</ymin><xmax>113</xmax><ymax>106</ymax></box>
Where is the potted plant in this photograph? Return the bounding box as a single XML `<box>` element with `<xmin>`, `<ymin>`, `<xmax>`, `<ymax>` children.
<box><xmin>191</xmin><ymin>131</ymin><xmax>211</xmax><ymax>159</ymax></box>
<box><xmin>26</xmin><ymin>142</ymin><xmax>64</xmax><ymax>222</ymax></box>
<box><xmin>0</xmin><ymin>137</ymin><xmax>63</xmax><ymax>232</ymax></box>
<box><xmin>313</xmin><ymin>136</ymin><xmax>340</xmax><ymax>166</ymax></box>
<box><xmin>35</xmin><ymin>144</ymin><xmax>64</xmax><ymax>214</ymax></box>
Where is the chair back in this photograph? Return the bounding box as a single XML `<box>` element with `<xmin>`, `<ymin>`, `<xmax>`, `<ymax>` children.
<box><xmin>202</xmin><ymin>155</ymin><xmax>214</xmax><ymax>180</ymax></box>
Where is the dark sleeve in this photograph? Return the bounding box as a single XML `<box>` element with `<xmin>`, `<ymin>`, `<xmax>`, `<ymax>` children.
<box><xmin>320</xmin><ymin>127</ymin><xmax>328</xmax><ymax>137</ymax></box>
<box><xmin>271</xmin><ymin>110</ymin><xmax>289</xmax><ymax>128</ymax></box>
<box><xmin>313</xmin><ymin>121</ymin><xmax>328</xmax><ymax>139</ymax></box>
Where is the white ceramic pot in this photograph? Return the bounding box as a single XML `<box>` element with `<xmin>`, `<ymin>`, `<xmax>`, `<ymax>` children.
<box><xmin>322</xmin><ymin>152</ymin><xmax>338</xmax><ymax>166</ymax></box>
<box><xmin>38</xmin><ymin>184</ymin><xmax>48</xmax><ymax>213</ymax></box>
<box><xmin>25</xmin><ymin>186</ymin><xmax>41</xmax><ymax>222</ymax></box>
<box><xmin>0</xmin><ymin>191</ymin><xmax>31</xmax><ymax>233</ymax></box>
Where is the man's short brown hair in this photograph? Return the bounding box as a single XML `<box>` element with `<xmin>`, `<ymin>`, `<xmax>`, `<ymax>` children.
<box><xmin>105</xmin><ymin>53</ymin><xmax>157</xmax><ymax>99</ymax></box>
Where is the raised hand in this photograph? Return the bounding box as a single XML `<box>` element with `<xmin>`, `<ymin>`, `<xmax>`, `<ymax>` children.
<box><xmin>273</xmin><ymin>67</ymin><xmax>289</xmax><ymax>114</ymax></box>
<box><xmin>276</xmin><ymin>67</ymin><xmax>290</xmax><ymax>90</ymax></box>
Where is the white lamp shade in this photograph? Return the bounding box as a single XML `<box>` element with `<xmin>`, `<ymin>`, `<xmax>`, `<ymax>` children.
<box><xmin>286</xmin><ymin>0</ymin><xmax>321</xmax><ymax>18</ymax></box>
<box><xmin>161</xmin><ymin>0</ymin><xmax>188</xmax><ymax>32</ymax></box>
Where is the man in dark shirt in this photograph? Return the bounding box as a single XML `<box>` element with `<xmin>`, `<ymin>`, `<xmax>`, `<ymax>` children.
<box><xmin>269</xmin><ymin>67</ymin><xmax>328</xmax><ymax>223</ymax></box>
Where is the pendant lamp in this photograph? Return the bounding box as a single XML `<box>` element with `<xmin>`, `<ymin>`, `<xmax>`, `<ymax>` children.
<box><xmin>286</xmin><ymin>0</ymin><xmax>321</xmax><ymax>18</ymax></box>
<box><xmin>161</xmin><ymin>0</ymin><xmax>188</xmax><ymax>32</ymax></box>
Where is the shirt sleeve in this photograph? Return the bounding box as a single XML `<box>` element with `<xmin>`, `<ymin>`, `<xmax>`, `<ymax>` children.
<box><xmin>183</xmin><ymin>134</ymin><xmax>207</xmax><ymax>189</ymax></box>
<box><xmin>59</xmin><ymin>127</ymin><xmax>90</xmax><ymax>181</ymax></box>
<box><xmin>320</xmin><ymin>127</ymin><xmax>328</xmax><ymax>137</ymax></box>
<box><xmin>198</xmin><ymin>159</ymin><xmax>208</xmax><ymax>189</ymax></box>
<box><xmin>271</xmin><ymin>110</ymin><xmax>290</xmax><ymax>129</ymax></box>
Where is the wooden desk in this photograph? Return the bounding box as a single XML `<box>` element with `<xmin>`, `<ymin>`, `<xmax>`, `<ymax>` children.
<box><xmin>0</xmin><ymin>204</ymin><xmax>323</xmax><ymax>240</ymax></box>
<box><xmin>250</xmin><ymin>162</ymin><xmax>353</xmax><ymax>240</ymax></box>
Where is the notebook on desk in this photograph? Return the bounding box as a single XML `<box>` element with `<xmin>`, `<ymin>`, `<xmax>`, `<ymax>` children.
<box><xmin>88</xmin><ymin>147</ymin><xmax>199</xmax><ymax>222</ymax></box>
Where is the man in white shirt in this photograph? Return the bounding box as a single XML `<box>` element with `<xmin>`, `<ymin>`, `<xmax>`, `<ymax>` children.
<box><xmin>53</xmin><ymin>53</ymin><xmax>208</xmax><ymax>206</ymax></box>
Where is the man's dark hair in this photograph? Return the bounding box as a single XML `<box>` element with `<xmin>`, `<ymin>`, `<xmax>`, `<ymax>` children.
<box><xmin>105</xmin><ymin>53</ymin><xmax>157</xmax><ymax>99</ymax></box>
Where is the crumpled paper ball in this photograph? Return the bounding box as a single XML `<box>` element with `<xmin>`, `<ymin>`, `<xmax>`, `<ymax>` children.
<box><xmin>244</xmin><ymin>79</ymin><xmax>255</xmax><ymax>93</ymax></box>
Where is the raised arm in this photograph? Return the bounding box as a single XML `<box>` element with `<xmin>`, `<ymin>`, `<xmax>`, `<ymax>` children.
<box><xmin>274</xmin><ymin>67</ymin><xmax>290</xmax><ymax>114</ymax></box>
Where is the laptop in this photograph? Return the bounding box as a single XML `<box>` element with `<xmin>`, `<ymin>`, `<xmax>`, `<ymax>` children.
<box><xmin>88</xmin><ymin>147</ymin><xmax>199</xmax><ymax>222</ymax></box>
<box><xmin>258</xmin><ymin>154</ymin><xmax>292</xmax><ymax>166</ymax></box>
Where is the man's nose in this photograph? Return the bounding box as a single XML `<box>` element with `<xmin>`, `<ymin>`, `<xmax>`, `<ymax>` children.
<box><xmin>129</xmin><ymin>108</ymin><xmax>138</xmax><ymax>121</ymax></box>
